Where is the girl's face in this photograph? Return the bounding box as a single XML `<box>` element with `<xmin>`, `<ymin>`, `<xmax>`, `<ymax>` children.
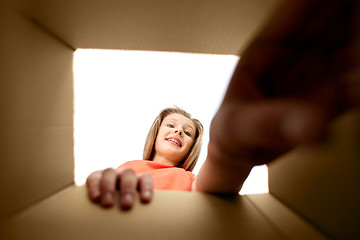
<box><xmin>153</xmin><ymin>113</ymin><xmax>196</xmax><ymax>166</ymax></box>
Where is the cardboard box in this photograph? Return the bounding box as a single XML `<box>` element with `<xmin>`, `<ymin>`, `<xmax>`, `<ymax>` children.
<box><xmin>1</xmin><ymin>0</ymin><xmax>359</xmax><ymax>239</ymax></box>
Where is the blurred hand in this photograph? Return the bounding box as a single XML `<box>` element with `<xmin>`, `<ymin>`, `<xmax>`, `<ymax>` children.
<box><xmin>86</xmin><ymin>168</ymin><xmax>153</xmax><ymax>210</ymax></box>
<box><xmin>210</xmin><ymin>0</ymin><xmax>360</xmax><ymax>167</ymax></box>
<box><xmin>197</xmin><ymin>0</ymin><xmax>360</xmax><ymax>193</ymax></box>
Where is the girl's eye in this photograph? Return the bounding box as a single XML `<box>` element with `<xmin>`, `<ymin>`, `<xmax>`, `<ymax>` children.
<box><xmin>167</xmin><ymin>124</ymin><xmax>174</xmax><ymax>128</ymax></box>
<box><xmin>184</xmin><ymin>131</ymin><xmax>191</xmax><ymax>137</ymax></box>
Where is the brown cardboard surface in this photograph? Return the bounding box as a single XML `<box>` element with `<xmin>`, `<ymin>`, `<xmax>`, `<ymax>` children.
<box><xmin>27</xmin><ymin>0</ymin><xmax>283</xmax><ymax>55</ymax></box>
<box><xmin>268</xmin><ymin>110</ymin><xmax>360</xmax><ymax>239</ymax></box>
<box><xmin>246</xmin><ymin>194</ymin><xmax>327</xmax><ymax>240</ymax></box>
<box><xmin>1</xmin><ymin>0</ymin><xmax>358</xmax><ymax>239</ymax></box>
<box><xmin>0</xmin><ymin>1</ymin><xmax>74</xmax><ymax>218</ymax></box>
<box><xmin>2</xmin><ymin>186</ymin><xmax>284</xmax><ymax>240</ymax></box>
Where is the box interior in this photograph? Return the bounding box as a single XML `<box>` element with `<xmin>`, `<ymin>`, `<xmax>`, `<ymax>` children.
<box><xmin>1</xmin><ymin>0</ymin><xmax>359</xmax><ymax>239</ymax></box>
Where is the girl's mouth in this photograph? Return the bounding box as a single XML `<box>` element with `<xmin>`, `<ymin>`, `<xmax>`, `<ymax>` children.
<box><xmin>166</xmin><ymin>138</ymin><xmax>182</xmax><ymax>147</ymax></box>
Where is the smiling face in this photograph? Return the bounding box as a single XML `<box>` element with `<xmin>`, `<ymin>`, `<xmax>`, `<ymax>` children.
<box><xmin>152</xmin><ymin>113</ymin><xmax>196</xmax><ymax>167</ymax></box>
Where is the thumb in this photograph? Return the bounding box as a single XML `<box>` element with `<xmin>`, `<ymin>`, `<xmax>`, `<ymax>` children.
<box><xmin>217</xmin><ymin>100</ymin><xmax>329</xmax><ymax>150</ymax></box>
<box><xmin>280</xmin><ymin>103</ymin><xmax>328</xmax><ymax>144</ymax></box>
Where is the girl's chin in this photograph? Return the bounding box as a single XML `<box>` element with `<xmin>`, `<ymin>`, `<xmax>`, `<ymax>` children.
<box><xmin>164</xmin><ymin>153</ymin><xmax>185</xmax><ymax>164</ymax></box>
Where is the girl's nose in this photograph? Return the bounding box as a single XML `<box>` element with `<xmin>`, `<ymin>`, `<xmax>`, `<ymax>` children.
<box><xmin>175</xmin><ymin>130</ymin><xmax>182</xmax><ymax>136</ymax></box>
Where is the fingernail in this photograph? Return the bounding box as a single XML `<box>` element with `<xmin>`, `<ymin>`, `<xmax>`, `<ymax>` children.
<box><xmin>102</xmin><ymin>192</ymin><xmax>113</xmax><ymax>206</ymax></box>
<box><xmin>143</xmin><ymin>190</ymin><xmax>152</xmax><ymax>199</ymax></box>
<box><xmin>142</xmin><ymin>191</ymin><xmax>152</xmax><ymax>203</ymax></box>
<box><xmin>282</xmin><ymin>107</ymin><xmax>325</xmax><ymax>144</ymax></box>
<box><xmin>122</xmin><ymin>193</ymin><xmax>134</xmax><ymax>206</ymax></box>
<box><xmin>282</xmin><ymin>110</ymin><xmax>311</xmax><ymax>143</ymax></box>
<box><xmin>90</xmin><ymin>189</ymin><xmax>100</xmax><ymax>200</ymax></box>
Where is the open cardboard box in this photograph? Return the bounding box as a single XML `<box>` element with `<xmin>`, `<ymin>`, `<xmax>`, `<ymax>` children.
<box><xmin>1</xmin><ymin>0</ymin><xmax>359</xmax><ymax>239</ymax></box>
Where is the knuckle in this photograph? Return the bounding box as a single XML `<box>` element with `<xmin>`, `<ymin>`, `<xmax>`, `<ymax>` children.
<box><xmin>121</xmin><ymin>185</ymin><xmax>136</xmax><ymax>195</ymax></box>
<box><xmin>100</xmin><ymin>171</ymin><xmax>117</xmax><ymax>192</ymax></box>
<box><xmin>144</xmin><ymin>174</ymin><xmax>154</xmax><ymax>184</ymax></box>
<box><xmin>139</xmin><ymin>173</ymin><xmax>154</xmax><ymax>188</ymax></box>
<box><xmin>103</xmin><ymin>168</ymin><xmax>115</xmax><ymax>175</ymax></box>
<box><xmin>101</xmin><ymin>184</ymin><xmax>115</xmax><ymax>194</ymax></box>
<box><xmin>120</xmin><ymin>170</ymin><xmax>137</xmax><ymax>193</ymax></box>
<box><xmin>121</xmin><ymin>168</ymin><xmax>136</xmax><ymax>176</ymax></box>
<box><xmin>86</xmin><ymin>171</ymin><xmax>101</xmax><ymax>185</ymax></box>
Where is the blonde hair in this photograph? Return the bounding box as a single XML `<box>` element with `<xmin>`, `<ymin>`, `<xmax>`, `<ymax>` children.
<box><xmin>143</xmin><ymin>107</ymin><xmax>203</xmax><ymax>172</ymax></box>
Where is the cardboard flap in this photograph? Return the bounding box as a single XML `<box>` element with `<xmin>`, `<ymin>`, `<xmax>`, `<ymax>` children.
<box><xmin>269</xmin><ymin>110</ymin><xmax>360</xmax><ymax>239</ymax></box>
<box><xmin>27</xmin><ymin>0</ymin><xmax>283</xmax><ymax>54</ymax></box>
<box><xmin>0</xmin><ymin>2</ymin><xmax>74</xmax><ymax>218</ymax></box>
<box><xmin>2</xmin><ymin>186</ymin><xmax>284</xmax><ymax>240</ymax></box>
<box><xmin>246</xmin><ymin>194</ymin><xmax>327</xmax><ymax>240</ymax></box>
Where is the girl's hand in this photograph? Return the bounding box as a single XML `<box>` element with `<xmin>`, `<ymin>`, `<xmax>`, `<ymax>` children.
<box><xmin>86</xmin><ymin>168</ymin><xmax>153</xmax><ymax>210</ymax></box>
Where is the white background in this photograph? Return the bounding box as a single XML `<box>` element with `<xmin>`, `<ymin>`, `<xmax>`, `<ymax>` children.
<box><xmin>74</xmin><ymin>49</ymin><xmax>268</xmax><ymax>194</ymax></box>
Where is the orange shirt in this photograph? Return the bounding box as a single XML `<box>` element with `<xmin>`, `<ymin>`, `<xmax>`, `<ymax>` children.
<box><xmin>117</xmin><ymin>160</ymin><xmax>195</xmax><ymax>191</ymax></box>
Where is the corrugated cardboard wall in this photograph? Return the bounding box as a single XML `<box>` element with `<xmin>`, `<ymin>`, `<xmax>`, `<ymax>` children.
<box><xmin>0</xmin><ymin>0</ymin><xmax>280</xmax><ymax>221</ymax></box>
<box><xmin>28</xmin><ymin>0</ymin><xmax>282</xmax><ymax>55</ymax></box>
<box><xmin>268</xmin><ymin>111</ymin><xmax>360</xmax><ymax>239</ymax></box>
<box><xmin>2</xmin><ymin>188</ymin><xmax>289</xmax><ymax>240</ymax></box>
<box><xmin>0</xmin><ymin>0</ymin><xmax>74</xmax><ymax>218</ymax></box>
<box><xmin>1</xmin><ymin>0</ymin><xmax>359</xmax><ymax>239</ymax></box>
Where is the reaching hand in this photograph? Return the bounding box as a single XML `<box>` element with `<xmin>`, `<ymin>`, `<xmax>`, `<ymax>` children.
<box><xmin>196</xmin><ymin>0</ymin><xmax>360</xmax><ymax>194</ymax></box>
<box><xmin>212</xmin><ymin>0</ymin><xmax>359</xmax><ymax>167</ymax></box>
<box><xmin>86</xmin><ymin>168</ymin><xmax>153</xmax><ymax>210</ymax></box>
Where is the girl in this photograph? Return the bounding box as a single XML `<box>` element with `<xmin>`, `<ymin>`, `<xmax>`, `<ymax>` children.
<box><xmin>86</xmin><ymin>107</ymin><xmax>204</xmax><ymax>210</ymax></box>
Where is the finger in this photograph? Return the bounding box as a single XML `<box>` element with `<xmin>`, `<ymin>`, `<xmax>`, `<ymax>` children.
<box><xmin>342</xmin><ymin>68</ymin><xmax>360</xmax><ymax>108</ymax></box>
<box><xmin>227</xmin><ymin>1</ymin><xmax>359</xmax><ymax>101</ymax></box>
<box><xmin>100</xmin><ymin>168</ymin><xmax>117</xmax><ymax>208</ymax></box>
<box><xmin>280</xmin><ymin>103</ymin><xmax>328</xmax><ymax>144</ymax></box>
<box><xmin>86</xmin><ymin>170</ymin><xmax>102</xmax><ymax>202</ymax></box>
<box><xmin>137</xmin><ymin>173</ymin><xmax>153</xmax><ymax>204</ymax></box>
<box><xmin>118</xmin><ymin>168</ymin><xmax>137</xmax><ymax>210</ymax></box>
<box><xmin>238</xmin><ymin>101</ymin><xmax>327</xmax><ymax>146</ymax></box>
<box><xmin>212</xmin><ymin>100</ymin><xmax>329</xmax><ymax>165</ymax></box>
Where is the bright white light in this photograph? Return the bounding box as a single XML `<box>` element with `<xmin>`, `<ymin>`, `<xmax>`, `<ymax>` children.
<box><xmin>73</xmin><ymin>49</ymin><xmax>268</xmax><ymax>194</ymax></box>
<box><xmin>239</xmin><ymin>165</ymin><xmax>268</xmax><ymax>195</ymax></box>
